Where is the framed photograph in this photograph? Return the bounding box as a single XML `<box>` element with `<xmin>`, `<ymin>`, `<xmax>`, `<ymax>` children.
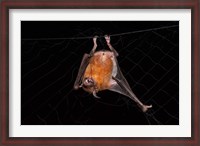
<box><xmin>0</xmin><ymin>0</ymin><xmax>199</xmax><ymax>145</ymax></box>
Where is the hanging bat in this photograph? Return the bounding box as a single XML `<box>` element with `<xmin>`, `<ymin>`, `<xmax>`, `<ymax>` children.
<box><xmin>74</xmin><ymin>35</ymin><xmax>152</xmax><ymax>112</ymax></box>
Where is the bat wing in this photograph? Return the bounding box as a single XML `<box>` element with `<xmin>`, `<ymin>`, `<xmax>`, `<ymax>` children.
<box><xmin>74</xmin><ymin>53</ymin><xmax>90</xmax><ymax>90</ymax></box>
<box><xmin>108</xmin><ymin>57</ymin><xmax>152</xmax><ymax>112</ymax></box>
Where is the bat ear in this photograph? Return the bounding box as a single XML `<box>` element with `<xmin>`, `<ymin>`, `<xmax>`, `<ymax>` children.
<box><xmin>93</xmin><ymin>91</ymin><xmax>101</xmax><ymax>99</ymax></box>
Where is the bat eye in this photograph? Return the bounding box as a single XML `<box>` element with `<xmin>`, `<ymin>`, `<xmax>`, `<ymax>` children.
<box><xmin>83</xmin><ymin>78</ymin><xmax>94</xmax><ymax>87</ymax></box>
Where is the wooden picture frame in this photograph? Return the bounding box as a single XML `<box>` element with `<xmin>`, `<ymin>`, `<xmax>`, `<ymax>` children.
<box><xmin>0</xmin><ymin>0</ymin><xmax>199</xmax><ymax>145</ymax></box>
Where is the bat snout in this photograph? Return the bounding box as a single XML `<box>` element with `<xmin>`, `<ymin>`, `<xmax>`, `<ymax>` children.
<box><xmin>83</xmin><ymin>77</ymin><xmax>95</xmax><ymax>88</ymax></box>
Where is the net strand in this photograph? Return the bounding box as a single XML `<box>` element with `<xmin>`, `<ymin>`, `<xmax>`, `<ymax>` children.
<box><xmin>22</xmin><ymin>24</ymin><xmax>178</xmax><ymax>41</ymax></box>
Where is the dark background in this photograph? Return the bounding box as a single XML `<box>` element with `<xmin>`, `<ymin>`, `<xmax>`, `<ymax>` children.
<box><xmin>21</xmin><ymin>21</ymin><xmax>179</xmax><ymax>125</ymax></box>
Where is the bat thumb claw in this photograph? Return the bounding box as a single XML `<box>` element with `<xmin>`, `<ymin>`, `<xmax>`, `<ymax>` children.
<box><xmin>74</xmin><ymin>85</ymin><xmax>80</xmax><ymax>90</ymax></box>
<box><xmin>74</xmin><ymin>86</ymin><xmax>78</xmax><ymax>90</ymax></box>
<box><xmin>142</xmin><ymin>104</ymin><xmax>152</xmax><ymax>112</ymax></box>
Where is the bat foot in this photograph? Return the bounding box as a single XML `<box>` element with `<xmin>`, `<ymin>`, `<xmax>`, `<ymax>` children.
<box><xmin>93</xmin><ymin>36</ymin><xmax>98</xmax><ymax>46</ymax></box>
<box><xmin>104</xmin><ymin>35</ymin><xmax>110</xmax><ymax>44</ymax></box>
<box><xmin>141</xmin><ymin>104</ymin><xmax>152</xmax><ymax>112</ymax></box>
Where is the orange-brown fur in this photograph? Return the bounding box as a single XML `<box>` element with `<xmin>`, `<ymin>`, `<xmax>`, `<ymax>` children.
<box><xmin>83</xmin><ymin>51</ymin><xmax>113</xmax><ymax>92</ymax></box>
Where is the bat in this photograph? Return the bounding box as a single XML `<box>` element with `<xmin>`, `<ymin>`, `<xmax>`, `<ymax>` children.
<box><xmin>74</xmin><ymin>35</ymin><xmax>152</xmax><ymax>112</ymax></box>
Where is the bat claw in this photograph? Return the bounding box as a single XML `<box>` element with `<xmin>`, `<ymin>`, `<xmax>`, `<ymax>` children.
<box><xmin>141</xmin><ymin>104</ymin><xmax>152</xmax><ymax>112</ymax></box>
<box><xmin>104</xmin><ymin>35</ymin><xmax>110</xmax><ymax>44</ymax></box>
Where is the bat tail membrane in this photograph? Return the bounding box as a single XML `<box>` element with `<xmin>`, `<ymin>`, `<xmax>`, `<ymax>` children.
<box><xmin>74</xmin><ymin>53</ymin><xmax>90</xmax><ymax>90</ymax></box>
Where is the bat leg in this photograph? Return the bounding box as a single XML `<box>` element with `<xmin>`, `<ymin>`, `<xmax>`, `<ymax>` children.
<box><xmin>89</xmin><ymin>35</ymin><xmax>98</xmax><ymax>56</ymax></box>
<box><xmin>104</xmin><ymin>35</ymin><xmax>119</xmax><ymax>57</ymax></box>
<box><xmin>74</xmin><ymin>36</ymin><xmax>99</xmax><ymax>90</ymax></box>
<box><xmin>93</xmin><ymin>91</ymin><xmax>101</xmax><ymax>99</ymax></box>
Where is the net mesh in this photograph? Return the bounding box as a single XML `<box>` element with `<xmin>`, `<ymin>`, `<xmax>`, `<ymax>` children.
<box><xmin>21</xmin><ymin>21</ymin><xmax>179</xmax><ymax>125</ymax></box>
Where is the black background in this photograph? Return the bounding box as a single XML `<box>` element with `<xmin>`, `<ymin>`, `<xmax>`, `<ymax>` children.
<box><xmin>21</xmin><ymin>21</ymin><xmax>179</xmax><ymax>125</ymax></box>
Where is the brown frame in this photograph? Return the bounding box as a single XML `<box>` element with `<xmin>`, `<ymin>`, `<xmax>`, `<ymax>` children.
<box><xmin>0</xmin><ymin>0</ymin><xmax>199</xmax><ymax>145</ymax></box>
